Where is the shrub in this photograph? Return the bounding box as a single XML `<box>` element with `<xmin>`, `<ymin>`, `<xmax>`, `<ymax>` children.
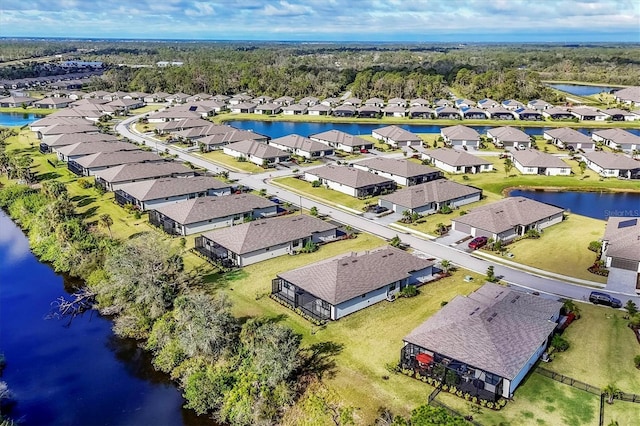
<box><xmin>399</xmin><ymin>286</ymin><xmax>418</xmax><ymax>298</ymax></box>
<box><xmin>634</xmin><ymin>355</ymin><xmax>640</xmax><ymax>369</ymax></box>
<box><xmin>551</xmin><ymin>334</ymin><xmax>570</xmax><ymax>352</ymax></box>
<box><xmin>311</xmin><ymin>180</ymin><xmax>321</xmax><ymax>187</ymax></box>
<box><xmin>78</xmin><ymin>178</ymin><xmax>92</xmax><ymax>189</ymax></box>
<box><xmin>439</xmin><ymin>205</ymin><xmax>452</xmax><ymax>214</ymax></box>
<box><xmin>588</xmin><ymin>240</ymin><xmax>602</xmax><ymax>253</ymax></box>
<box><xmin>133</xmin><ymin>210</ymin><xmax>141</xmax><ymax>220</ymax></box>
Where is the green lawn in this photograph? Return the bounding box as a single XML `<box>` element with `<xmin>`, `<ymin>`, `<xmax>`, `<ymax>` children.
<box><xmin>0</xmin><ymin>106</ymin><xmax>57</xmax><ymax>115</ymax></box>
<box><xmin>194</xmin><ymin>150</ymin><xmax>265</xmax><ymax>173</ymax></box>
<box><xmin>273</xmin><ymin>176</ymin><xmax>375</xmax><ymax>211</ymax></box>
<box><xmin>502</xmin><ymin>213</ymin><xmax>607</xmax><ymax>283</ymax></box>
<box><xmin>548</xmin><ymin>303</ymin><xmax>640</xmax><ymax>393</ymax></box>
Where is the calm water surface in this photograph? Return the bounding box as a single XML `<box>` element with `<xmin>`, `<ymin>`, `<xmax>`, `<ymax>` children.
<box><xmin>0</xmin><ymin>211</ymin><xmax>210</xmax><ymax>426</ymax></box>
<box><xmin>0</xmin><ymin>112</ymin><xmax>44</xmax><ymax>127</ymax></box>
<box><xmin>509</xmin><ymin>190</ymin><xmax>640</xmax><ymax>220</ymax></box>
<box><xmin>548</xmin><ymin>84</ymin><xmax>618</xmax><ymax>96</ymax></box>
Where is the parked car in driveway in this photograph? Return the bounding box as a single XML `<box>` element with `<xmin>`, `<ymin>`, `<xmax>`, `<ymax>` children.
<box><xmin>588</xmin><ymin>291</ymin><xmax>622</xmax><ymax>308</ymax></box>
<box><xmin>468</xmin><ymin>236</ymin><xmax>488</xmax><ymax>250</ymax></box>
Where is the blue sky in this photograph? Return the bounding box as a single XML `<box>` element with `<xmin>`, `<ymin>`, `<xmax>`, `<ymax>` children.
<box><xmin>1</xmin><ymin>0</ymin><xmax>639</xmax><ymax>42</ymax></box>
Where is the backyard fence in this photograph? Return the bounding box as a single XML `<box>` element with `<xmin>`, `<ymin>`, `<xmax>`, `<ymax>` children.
<box><xmin>535</xmin><ymin>366</ymin><xmax>601</xmax><ymax>395</ymax></box>
<box><xmin>429</xmin><ymin>399</ymin><xmax>483</xmax><ymax>426</ymax></box>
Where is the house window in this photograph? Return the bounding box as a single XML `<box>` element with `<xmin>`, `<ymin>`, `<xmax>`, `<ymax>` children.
<box><xmin>484</xmin><ymin>372</ymin><xmax>501</xmax><ymax>385</ymax></box>
<box><xmin>389</xmin><ymin>284</ymin><xmax>396</xmax><ymax>291</ymax></box>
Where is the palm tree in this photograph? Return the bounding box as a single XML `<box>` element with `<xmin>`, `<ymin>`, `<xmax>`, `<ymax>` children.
<box><xmin>503</xmin><ymin>158</ymin><xmax>514</xmax><ymax>176</ymax></box>
<box><xmin>99</xmin><ymin>213</ymin><xmax>114</xmax><ymax>238</ymax></box>
<box><xmin>602</xmin><ymin>384</ymin><xmax>622</xmax><ymax>404</ymax></box>
<box><xmin>440</xmin><ymin>260</ymin><xmax>452</xmax><ymax>274</ymax></box>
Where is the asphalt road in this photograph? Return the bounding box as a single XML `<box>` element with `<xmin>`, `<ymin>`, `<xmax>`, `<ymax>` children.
<box><xmin>115</xmin><ymin>115</ymin><xmax>640</xmax><ymax>305</ymax></box>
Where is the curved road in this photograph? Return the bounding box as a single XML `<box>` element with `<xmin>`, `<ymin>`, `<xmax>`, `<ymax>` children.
<box><xmin>115</xmin><ymin>115</ymin><xmax>640</xmax><ymax>305</ymax></box>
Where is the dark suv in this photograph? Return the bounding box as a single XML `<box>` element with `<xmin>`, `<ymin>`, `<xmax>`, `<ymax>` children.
<box><xmin>588</xmin><ymin>291</ymin><xmax>622</xmax><ymax>308</ymax></box>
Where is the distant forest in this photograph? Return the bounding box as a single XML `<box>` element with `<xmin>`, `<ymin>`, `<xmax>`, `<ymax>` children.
<box><xmin>1</xmin><ymin>40</ymin><xmax>639</xmax><ymax>101</ymax></box>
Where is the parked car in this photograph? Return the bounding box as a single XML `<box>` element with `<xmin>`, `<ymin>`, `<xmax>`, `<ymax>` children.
<box><xmin>468</xmin><ymin>236</ymin><xmax>488</xmax><ymax>250</ymax></box>
<box><xmin>518</xmin><ymin>144</ymin><xmax>527</xmax><ymax>150</ymax></box>
<box><xmin>588</xmin><ymin>291</ymin><xmax>622</xmax><ymax>308</ymax></box>
<box><xmin>371</xmin><ymin>205</ymin><xmax>388</xmax><ymax>214</ymax></box>
<box><xmin>360</xmin><ymin>148</ymin><xmax>370</xmax><ymax>154</ymax></box>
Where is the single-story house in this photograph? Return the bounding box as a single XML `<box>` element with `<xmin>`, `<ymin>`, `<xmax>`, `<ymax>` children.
<box><xmin>211</xmin><ymin>94</ymin><xmax>231</xmax><ymax>103</ymax></box>
<box><xmin>614</xmin><ymin>86</ymin><xmax>640</xmax><ymax>107</ymax></box>
<box><xmin>408</xmin><ymin>106</ymin><xmax>432</xmax><ymax>119</ymax></box>
<box><xmin>298</xmin><ymin>96</ymin><xmax>320</xmax><ymax>107</ymax></box>
<box><xmin>388</xmin><ymin>97</ymin><xmax>407</xmax><ymax>108</ymax></box>
<box><xmin>332</xmin><ymin>104</ymin><xmax>357</xmax><ymax>117</ymax></box>
<box><xmin>144</xmin><ymin>92</ymin><xmax>171</xmax><ymax>103</ymax></box>
<box><xmin>272</xmin><ymin>247</ymin><xmax>434</xmax><ymax>321</ymax></box>
<box><xmin>477</xmin><ymin>98</ymin><xmax>499</xmax><ymax>109</ymax></box>
<box><xmin>601</xmin><ymin>217</ymin><xmax>640</xmax><ymax>274</ymax></box>
<box><xmin>460</xmin><ymin>107</ymin><xmax>489</xmax><ymax>119</ymax></box>
<box><xmin>254</xmin><ymin>103</ymin><xmax>282</xmax><ymax>115</ymax></box>
<box><xmin>39</xmin><ymin>132</ymin><xmax>118</xmax><ymax>153</ymax></box>
<box><xmin>410</xmin><ymin>98</ymin><xmax>430</xmax><ymax>107</ymax></box>
<box><xmin>571</xmin><ymin>107</ymin><xmax>607</xmax><ymax>121</ymax></box>
<box><xmin>229</xmin><ymin>102</ymin><xmax>257</xmax><ymax>114</ymax></box>
<box><xmin>379</xmin><ymin>180</ymin><xmax>482</xmax><ymax>214</ymax></box>
<box><xmin>228</xmin><ymin>94</ymin><xmax>253</xmax><ymax>105</ymax></box>
<box><xmin>304</xmin><ymin>165</ymin><xmax>397</xmax><ymax>198</ymax></box>
<box><xmin>114</xmin><ymin>175</ymin><xmax>232</xmax><ymax>211</ymax></box>
<box><xmin>147</xmin><ymin>110</ymin><xmax>203</xmax><ymax>123</ymax></box>
<box><xmin>273</xmin><ymin>96</ymin><xmax>295</xmax><ymax>106</ymax></box>
<box><xmin>106</xmin><ymin>98</ymin><xmax>145</xmax><ymax>114</ymax></box>
<box><xmin>307</xmin><ymin>104</ymin><xmax>332</xmax><ymax>116</ymax></box>
<box><xmin>451</xmin><ymin>196</ymin><xmax>564</xmax><ymax>242</ymax></box>
<box><xmin>402</xmin><ymin>283</ymin><xmax>562</xmax><ymax>400</ymax></box>
<box><xmin>253</xmin><ymin>95</ymin><xmax>273</xmax><ymax>104</ymax></box>
<box><xmin>372</xmin><ymin>125</ymin><xmax>422</xmax><ymax>148</ymax></box>
<box><xmin>542</xmin><ymin>107</ymin><xmax>574</xmax><ymax>120</ymax></box>
<box><xmin>434</xmin><ymin>106</ymin><xmax>460</xmax><ymax>119</ymax></box>
<box><xmin>485</xmin><ymin>107</ymin><xmax>515</xmax><ymax>120</ymax></box>
<box><xmin>486</xmin><ymin>126</ymin><xmax>531</xmax><ymax>149</ymax></box>
<box><xmin>223</xmin><ymin>140</ymin><xmax>290</xmax><ymax>165</ymax></box>
<box><xmin>502</xmin><ymin>99</ymin><xmax>525</xmax><ymax>111</ymax></box>
<box><xmin>527</xmin><ymin>99</ymin><xmax>552</xmax><ymax>110</ymax></box>
<box><xmin>601</xmin><ymin>108</ymin><xmax>639</xmax><ymax>122</ymax></box>
<box><xmin>94</xmin><ymin>162</ymin><xmax>195</xmax><ymax>191</ymax></box>
<box><xmin>352</xmin><ymin>157</ymin><xmax>442</xmax><ymax>186</ymax></box>
<box><xmin>435</xmin><ymin>99</ymin><xmax>452</xmax><ymax>108</ymax></box>
<box><xmin>455</xmin><ymin>98</ymin><xmax>475</xmax><ymax>108</ymax></box>
<box><xmin>441</xmin><ymin>125</ymin><xmax>481</xmax><ymax>149</ymax></box>
<box><xmin>343</xmin><ymin>97</ymin><xmax>362</xmax><ymax>107</ymax></box>
<box><xmin>513</xmin><ymin>108</ymin><xmax>543</xmax><ymax>121</ymax></box>
<box><xmin>543</xmin><ymin>128</ymin><xmax>595</xmax><ymax>151</ymax></box>
<box><xmin>365</xmin><ymin>97</ymin><xmax>385</xmax><ymax>108</ymax></box>
<box><xmin>0</xmin><ymin>95</ymin><xmax>36</xmax><ymax>107</ymax></box>
<box><xmin>33</xmin><ymin>97</ymin><xmax>73</xmax><ymax>109</ymax></box>
<box><xmin>384</xmin><ymin>105</ymin><xmax>408</xmax><ymax>118</ymax></box>
<box><xmin>357</xmin><ymin>105</ymin><xmax>381</xmax><ymax>118</ymax></box>
<box><xmin>581</xmin><ymin>152</ymin><xmax>640</xmax><ymax>179</ymax></box>
<box><xmin>591</xmin><ymin>128</ymin><xmax>640</xmax><ymax>152</ymax></box>
<box><xmin>68</xmin><ymin>150</ymin><xmax>164</xmax><ymax>176</ymax></box>
<box><xmin>309</xmin><ymin>130</ymin><xmax>373</xmax><ymax>153</ymax></box>
<box><xmin>420</xmin><ymin>148</ymin><xmax>493</xmax><ymax>174</ymax></box>
<box><xmin>195</xmin><ymin>129</ymin><xmax>270</xmax><ymax>151</ymax></box>
<box><xmin>30</xmin><ymin>116</ymin><xmax>90</xmax><ymax>132</ymax></box>
<box><xmin>268</xmin><ymin>134</ymin><xmax>334</xmax><ymax>158</ymax></box>
<box><xmin>321</xmin><ymin>97</ymin><xmax>339</xmax><ymax>107</ymax></box>
<box><xmin>56</xmin><ymin>141</ymin><xmax>139</xmax><ymax>162</ymax></box>
<box><xmin>37</xmin><ymin>123</ymin><xmax>100</xmax><ymax>139</ymax></box>
<box><xmin>510</xmin><ymin>149</ymin><xmax>571</xmax><ymax>176</ymax></box>
<box><xmin>149</xmin><ymin>194</ymin><xmax>278</xmax><ymax>236</ymax></box>
<box><xmin>166</xmin><ymin>93</ymin><xmax>190</xmax><ymax>104</ymax></box>
<box><xmin>195</xmin><ymin>214</ymin><xmax>338</xmax><ymax>267</ymax></box>
<box><xmin>282</xmin><ymin>104</ymin><xmax>308</xmax><ymax>115</ymax></box>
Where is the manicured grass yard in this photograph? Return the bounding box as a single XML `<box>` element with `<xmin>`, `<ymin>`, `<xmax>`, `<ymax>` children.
<box><xmin>195</xmin><ymin>150</ymin><xmax>265</xmax><ymax>173</ymax></box>
<box><xmin>504</xmin><ymin>213</ymin><xmax>607</xmax><ymax>283</ymax></box>
<box><xmin>273</xmin><ymin>176</ymin><xmax>376</xmax><ymax>211</ymax></box>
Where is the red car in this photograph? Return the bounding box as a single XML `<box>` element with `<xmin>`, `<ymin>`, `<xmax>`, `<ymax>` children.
<box><xmin>468</xmin><ymin>236</ymin><xmax>488</xmax><ymax>250</ymax></box>
<box><xmin>360</xmin><ymin>148</ymin><xmax>369</xmax><ymax>154</ymax></box>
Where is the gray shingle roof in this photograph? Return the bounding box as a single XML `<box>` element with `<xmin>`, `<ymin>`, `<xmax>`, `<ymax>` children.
<box><xmin>372</xmin><ymin>125</ymin><xmax>421</xmax><ymax>143</ymax></box>
<box><xmin>39</xmin><ymin>123</ymin><xmax>99</xmax><ymax>135</ymax></box>
<box><xmin>404</xmin><ymin>283</ymin><xmax>562</xmax><ymax>379</ymax></box>
<box><xmin>422</xmin><ymin>148</ymin><xmax>491</xmax><ymax>167</ymax></box>
<box><xmin>153</xmin><ymin>194</ymin><xmax>276</xmax><ymax>225</ymax></box>
<box><xmin>44</xmin><ymin>132</ymin><xmax>118</xmax><ymax>147</ymax></box>
<box><xmin>592</xmin><ymin>128</ymin><xmax>640</xmax><ymax>145</ymax></box>
<box><xmin>117</xmin><ymin>176</ymin><xmax>230</xmax><ymax>201</ymax></box>
<box><xmin>202</xmin><ymin>214</ymin><xmax>336</xmax><ymax>254</ymax></box>
<box><xmin>279</xmin><ymin>246</ymin><xmax>434</xmax><ymax>305</ymax></box>
<box><xmin>544</xmin><ymin>128</ymin><xmax>595</xmax><ymax>144</ymax></box>
<box><xmin>441</xmin><ymin>125</ymin><xmax>480</xmax><ymax>141</ymax></box>
<box><xmin>356</xmin><ymin>157</ymin><xmax>440</xmax><ymax>178</ymax></box>
<box><xmin>453</xmin><ymin>197</ymin><xmax>564</xmax><ymax>234</ymax></box>
<box><xmin>199</xmin><ymin>129</ymin><xmax>269</xmax><ymax>145</ymax></box>
<box><xmin>309</xmin><ymin>130</ymin><xmax>370</xmax><ymax>147</ymax></box>
<box><xmin>582</xmin><ymin>152</ymin><xmax>639</xmax><ymax>170</ymax></box>
<box><xmin>380</xmin><ymin>180</ymin><xmax>481</xmax><ymax>208</ymax></box>
<box><xmin>614</xmin><ymin>86</ymin><xmax>640</xmax><ymax>103</ymax></box>
<box><xmin>74</xmin><ymin>150</ymin><xmax>163</xmax><ymax>168</ymax></box>
<box><xmin>603</xmin><ymin>216</ymin><xmax>640</xmax><ymax>262</ymax></box>
<box><xmin>487</xmin><ymin>126</ymin><xmax>530</xmax><ymax>143</ymax></box>
<box><xmin>224</xmin><ymin>140</ymin><xmax>289</xmax><ymax>159</ymax></box>
<box><xmin>511</xmin><ymin>149</ymin><xmax>569</xmax><ymax>168</ymax></box>
<box><xmin>56</xmin><ymin>141</ymin><xmax>139</xmax><ymax>157</ymax></box>
<box><xmin>307</xmin><ymin>165</ymin><xmax>395</xmax><ymax>188</ymax></box>
<box><xmin>269</xmin><ymin>134</ymin><xmax>330</xmax><ymax>153</ymax></box>
<box><xmin>95</xmin><ymin>162</ymin><xmax>193</xmax><ymax>183</ymax></box>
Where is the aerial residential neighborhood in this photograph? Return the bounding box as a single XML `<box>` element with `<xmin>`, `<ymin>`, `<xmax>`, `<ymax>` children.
<box><xmin>0</xmin><ymin>4</ymin><xmax>639</xmax><ymax>425</ymax></box>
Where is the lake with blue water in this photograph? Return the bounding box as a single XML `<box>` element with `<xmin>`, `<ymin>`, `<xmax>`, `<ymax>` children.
<box><xmin>509</xmin><ymin>190</ymin><xmax>640</xmax><ymax>220</ymax></box>
<box><xmin>227</xmin><ymin>120</ymin><xmax>640</xmax><ymax>139</ymax></box>
<box><xmin>0</xmin><ymin>112</ymin><xmax>45</xmax><ymax>127</ymax></box>
<box><xmin>0</xmin><ymin>211</ymin><xmax>210</xmax><ymax>426</ymax></box>
<box><xmin>548</xmin><ymin>84</ymin><xmax>618</xmax><ymax>97</ymax></box>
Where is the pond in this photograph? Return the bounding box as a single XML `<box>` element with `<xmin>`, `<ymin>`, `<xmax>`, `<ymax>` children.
<box><xmin>0</xmin><ymin>112</ymin><xmax>44</xmax><ymax>127</ymax></box>
<box><xmin>509</xmin><ymin>189</ymin><xmax>640</xmax><ymax>220</ymax></box>
<box><xmin>227</xmin><ymin>120</ymin><xmax>640</xmax><ymax>140</ymax></box>
<box><xmin>548</xmin><ymin>84</ymin><xmax>619</xmax><ymax>97</ymax></box>
<box><xmin>0</xmin><ymin>211</ymin><xmax>210</xmax><ymax>426</ymax></box>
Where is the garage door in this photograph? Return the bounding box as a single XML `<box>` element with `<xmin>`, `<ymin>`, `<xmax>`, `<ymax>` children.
<box><xmin>611</xmin><ymin>258</ymin><xmax>640</xmax><ymax>271</ymax></box>
<box><xmin>452</xmin><ymin>222</ymin><xmax>471</xmax><ymax>234</ymax></box>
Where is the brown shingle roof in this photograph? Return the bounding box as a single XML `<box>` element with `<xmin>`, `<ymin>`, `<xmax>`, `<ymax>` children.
<box><xmin>592</xmin><ymin>128</ymin><xmax>640</xmax><ymax>145</ymax></box>
<box><xmin>56</xmin><ymin>141</ymin><xmax>139</xmax><ymax>157</ymax></box>
<box><xmin>43</xmin><ymin>132</ymin><xmax>118</xmax><ymax>147</ymax></box>
<box><xmin>224</xmin><ymin>140</ymin><xmax>288</xmax><ymax>159</ymax></box>
<box><xmin>487</xmin><ymin>126</ymin><xmax>530</xmax><ymax>143</ymax></box>
<box><xmin>309</xmin><ymin>130</ymin><xmax>370</xmax><ymax>147</ymax></box>
<box><xmin>511</xmin><ymin>149</ymin><xmax>569</xmax><ymax>168</ymax></box>
<box><xmin>74</xmin><ymin>150</ymin><xmax>163</xmax><ymax>168</ymax></box>
<box><xmin>544</xmin><ymin>128</ymin><xmax>592</xmax><ymax>144</ymax></box>
<box><xmin>117</xmin><ymin>176</ymin><xmax>230</xmax><ymax>201</ymax></box>
<box><xmin>380</xmin><ymin>180</ymin><xmax>481</xmax><ymax>208</ymax></box>
<box><xmin>441</xmin><ymin>125</ymin><xmax>480</xmax><ymax>141</ymax></box>
<box><xmin>404</xmin><ymin>283</ymin><xmax>562</xmax><ymax>379</ymax></box>
<box><xmin>582</xmin><ymin>152</ymin><xmax>639</xmax><ymax>170</ymax></box>
<box><xmin>94</xmin><ymin>162</ymin><xmax>193</xmax><ymax>183</ymax></box>
<box><xmin>356</xmin><ymin>157</ymin><xmax>440</xmax><ymax>178</ymax></box>
<box><xmin>279</xmin><ymin>246</ymin><xmax>434</xmax><ymax>305</ymax></box>
<box><xmin>308</xmin><ymin>165</ymin><xmax>394</xmax><ymax>188</ymax></box>
<box><xmin>269</xmin><ymin>134</ymin><xmax>330</xmax><ymax>153</ymax></box>
<box><xmin>422</xmin><ymin>148</ymin><xmax>491</xmax><ymax>167</ymax></box>
<box><xmin>202</xmin><ymin>214</ymin><xmax>336</xmax><ymax>254</ymax></box>
<box><xmin>372</xmin><ymin>125</ymin><xmax>421</xmax><ymax>143</ymax></box>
